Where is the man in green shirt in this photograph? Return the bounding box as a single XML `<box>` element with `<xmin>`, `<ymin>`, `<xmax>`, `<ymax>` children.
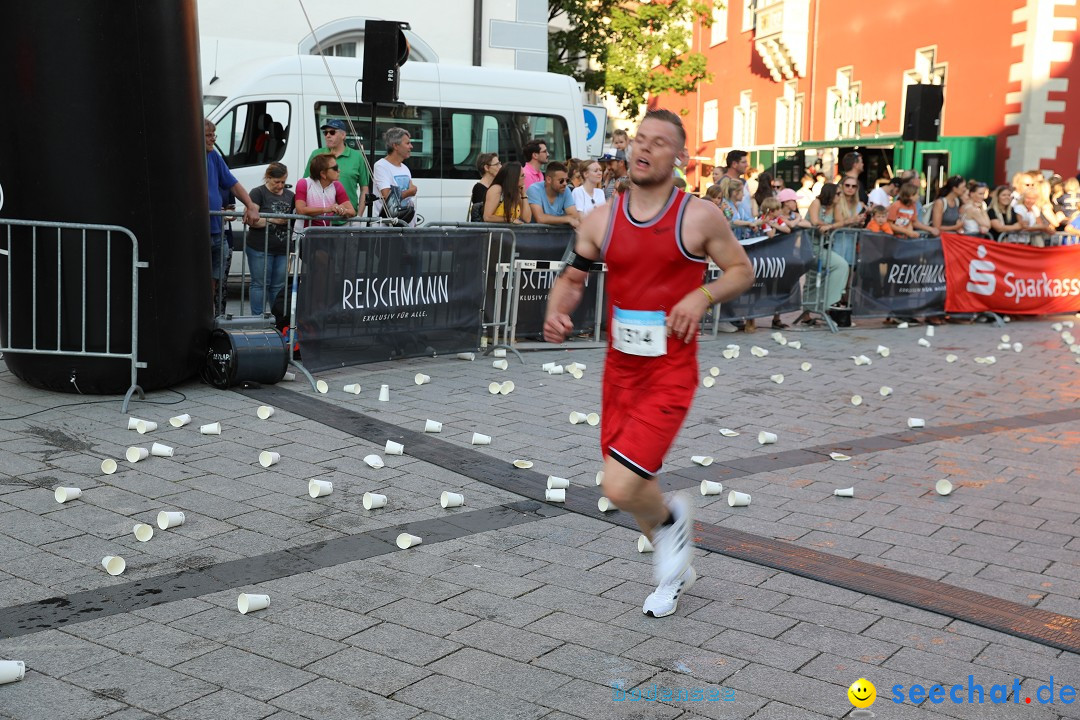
<box><xmin>304</xmin><ymin>119</ymin><xmax>370</xmax><ymax>216</ymax></box>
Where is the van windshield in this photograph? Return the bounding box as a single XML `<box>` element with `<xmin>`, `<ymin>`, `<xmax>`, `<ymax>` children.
<box><xmin>203</xmin><ymin>95</ymin><xmax>226</xmax><ymax>116</ymax></box>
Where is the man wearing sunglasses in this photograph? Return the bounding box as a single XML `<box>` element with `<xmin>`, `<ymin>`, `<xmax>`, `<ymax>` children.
<box><xmin>305</xmin><ymin>119</ymin><xmax>369</xmax><ymax>218</ymax></box>
<box><xmin>527</xmin><ymin>161</ymin><xmax>581</xmax><ymax>228</ymax></box>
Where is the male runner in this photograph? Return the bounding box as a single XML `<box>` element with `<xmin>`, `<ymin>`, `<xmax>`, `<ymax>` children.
<box><xmin>544</xmin><ymin>109</ymin><xmax>754</xmax><ymax>617</ymax></box>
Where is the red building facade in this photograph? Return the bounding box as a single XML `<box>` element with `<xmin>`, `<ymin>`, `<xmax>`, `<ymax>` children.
<box><xmin>654</xmin><ymin>0</ymin><xmax>1080</xmax><ymax>192</ymax></box>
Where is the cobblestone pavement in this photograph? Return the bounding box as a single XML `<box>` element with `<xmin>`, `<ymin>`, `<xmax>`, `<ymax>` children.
<box><xmin>0</xmin><ymin>313</ymin><xmax>1079</xmax><ymax>719</ymax></box>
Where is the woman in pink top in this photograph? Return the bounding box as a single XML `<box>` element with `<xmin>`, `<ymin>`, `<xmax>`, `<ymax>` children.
<box><xmin>295</xmin><ymin>153</ymin><xmax>355</xmax><ymax>227</ymax></box>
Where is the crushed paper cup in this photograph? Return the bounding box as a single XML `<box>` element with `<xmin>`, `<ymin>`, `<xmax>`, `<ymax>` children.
<box><xmin>54</xmin><ymin>487</ymin><xmax>81</xmax><ymax>503</ymax></box>
<box><xmin>770</xmin><ymin>374</ymin><xmax>784</xmax><ymax>384</ymax></box>
<box><xmin>879</xmin><ymin>386</ymin><xmax>893</xmax><ymax>397</ymax></box>
<box><xmin>199</xmin><ymin>422</ymin><xmax>221</xmax><ymax>435</ymax></box>
<box><xmin>569</xmin><ymin>411</ymin><xmax>587</xmax><ymax>424</ymax></box>
<box><xmin>758</xmin><ymin>431</ymin><xmax>778</xmax><ymax>445</ymax></box>
<box><xmin>945</xmin><ymin>354</ymin><xmax>958</xmax><ymax>363</ymax></box>
<box><xmin>151</xmin><ymin>443</ymin><xmax>174</xmax><ymax>458</ymax></box>
<box><xmin>637</xmin><ymin>535</ymin><xmax>654</xmax><ymax>553</ymax></box>
<box><xmin>126</xmin><ymin>447</ymin><xmax>149</xmax><ymax>463</ymax></box>
<box><xmin>597</xmin><ymin>497</ymin><xmax>616</xmax><ymax>512</ymax></box>
<box><xmin>101</xmin><ymin>459</ymin><xmax>117</xmax><ymax>475</ymax></box>
<box><xmin>1064</xmin><ymin>332</ymin><xmax>1076</xmax><ymax>344</ymax></box>
<box><xmin>595</xmin><ymin>470</ymin><xmax>604</xmax><ymax>486</ymax></box>
<box><xmin>440</xmin><ymin>491</ymin><xmax>464</xmax><ymax>508</ymax></box>
<box><xmin>917</xmin><ymin>338</ymin><xmax>931</xmax><ymax>348</ymax></box>
<box><xmin>256</xmin><ymin>406</ymin><xmax>274</xmax><ymax>420</ymax></box>
<box><xmin>169</xmin><ymin>413</ymin><xmax>192</xmax><ymax>428</ymax></box>
<box><xmin>492</xmin><ymin>359</ymin><xmax>509</xmax><ymax>370</ymax></box>
<box><xmin>316</xmin><ymin>380</ymin><xmax>329</xmax><ymax>394</ymax></box>
<box><xmin>1052</xmin><ymin>322</ymin><xmax>1063</xmax><ymax>332</ymax></box>
<box><xmin>512</xmin><ymin>459</ymin><xmax>533</xmax><ymax>469</ymax></box>
<box><xmin>727</xmin><ymin>490</ymin><xmax>751</xmax><ymax>507</ymax></box>
<box><xmin>379</xmin><ymin>384</ymin><xmax>390</xmax><ymax>402</ymax></box>
<box><xmin>703</xmin><ymin>376</ymin><xmax>716</xmax><ymax>388</ymax></box>
<box><xmin>876</xmin><ymin>345</ymin><xmax>890</xmax><ymax>357</ymax></box>
<box><xmin>750</xmin><ymin>346</ymin><xmax>769</xmax><ymax>357</ymax></box>
<box><xmin>471</xmin><ymin>432</ymin><xmax>491</xmax><ymax>445</ymax></box>
<box><xmin>101</xmin><ymin>556</ymin><xmax>126</xmax><ymax>576</ymax></box>
<box><xmin>850</xmin><ymin>395</ymin><xmax>863</xmax><ymax>406</ymax></box>
<box><xmin>364</xmin><ymin>454</ymin><xmax>384</xmax><ymax>469</ymax></box>
<box><xmin>719</xmin><ymin>428</ymin><xmax>740</xmax><ymax>437</ymax></box>
<box><xmin>709</xmin><ymin>366</ymin><xmax>720</xmax><ymax>377</ymax></box>
<box><xmin>544</xmin><ymin>488</ymin><xmax>565</xmax><ymax>503</ymax></box>
<box><xmin>157</xmin><ymin>511</ymin><xmax>185</xmax><ymax>529</ymax></box>
<box><xmin>691</xmin><ymin>455</ymin><xmax>714</xmax><ymax>466</ymax></box>
<box><xmin>493</xmin><ymin>348</ymin><xmax>507</xmax><ymax>358</ymax></box>
<box><xmin>897</xmin><ymin>322</ymin><xmax>909</xmax><ymax>329</ymax></box>
<box><xmin>925</xmin><ymin>325</ymin><xmax>935</xmax><ymax>337</ymax></box>
<box><xmin>237</xmin><ymin>593</ymin><xmax>270</xmax><ymax>614</ymax></box>
<box><xmin>343</xmin><ymin>383</ymin><xmax>362</xmax><ymax>394</ymax></box>
<box><xmin>488</xmin><ymin>382</ymin><xmax>501</xmax><ymax>395</ymax></box>
<box><xmin>935</xmin><ymin>479</ymin><xmax>954</xmax><ymax>496</ymax></box>
<box><xmin>499</xmin><ymin>381</ymin><xmax>515</xmax><ymax>395</ymax></box>
<box><xmin>852</xmin><ymin>355</ymin><xmax>872</xmax><ymax>366</ymax></box>
<box><xmin>800</xmin><ymin>362</ymin><xmax>812</xmax><ymax>372</ymax></box>
<box><xmin>1013</xmin><ymin>343</ymin><xmax>1023</xmax><ymax>352</ymax></box>
<box><xmin>722</xmin><ymin>348</ymin><xmax>737</xmax><ymax>360</ymax></box>
<box><xmin>135</xmin><ymin>420</ymin><xmax>157</xmax><ymax>434</ymax></box>
<box><xmin>771</xmin><ymin>331</ymin><xmax>787</xmax><ymax>345</ymax></box>
<box><xmin>424</xmin><ymin>419</ymin><xmax>442</xmax><ymax>433</ymax></box>
<box><xmin>0</xmin><ymin>660</ymin><xmax>25</xmax><ymax>685</ymax></box>
<box><xmin>996</xmin><ymin>342</ymin><xmax>1011</xmax><ymax>351</ymax></box>
<box><xmin>362</xmin><ymin>492</ymin><xmax>386</xmax><ymax>509</ymax></box>
<box><xmin>546</xmin><ymin>476</ymin><xmax>570</xmax><ymax>489</ymax></box>
<box><xmin>974</xmin><ymin>356</ymin><xmax>997</xmax><ymax>364</ymax></box>
<box><xmin>907</xmin><ymin>418</ymin><xmax>925</xmax><ymax>428</ymax></box>
<box><xmin>308</xmin><ymin>479</ymin><xmax>333</xmax><ymax>498</ymax></box>
<box><xmin>258</xmin><ymin>451</ymin><xmax>280</xmax><ymax>468</ymax></box>
<box><xmin>787</xmin><ymin>340</ymin><xmax>802</xmax><ymax>350</ymax></box>
<box><xmin>385</xmin><ymin>440</ymin><xmax>404</xmax><ymax>455</ymax></box>
<box><xmin>700</xmin><ymin>480</ymin><xmax>723</xmax><ymax>496</ymax></box>
<box><xmin>133</xmin><ymin>523</ymin><xmax>154</xmax><ymax>542</ymax></box>
<box><xmin>829</xmin><ymin>452</ymin><xmax>851</xmax><ymax>462</ymax></box>
<box><xmin>586</xmin><ymin>412</ymin><xmax>600</xmax><ymax>426</ymax></box>
<box><xmin>834</xmin><ymin>487</ymin><xmax>854</xmax><ymax>498</ymax></box>
<box><xmin>457</xmin><ymin>352</ymin><xmax>475</xmax><ymax>361</ymax></box>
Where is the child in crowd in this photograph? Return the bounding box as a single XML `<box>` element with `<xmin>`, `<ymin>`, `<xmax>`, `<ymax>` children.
<box><xmin>756</xmin><ymin>197</ymin><xmax>789</xmax><ymax>237</ymax></box>
<box><xmin>611</xmin><ymin>128</ymin><xmax>629</xmax><ymax>152</ymax></box>
<box><xmin>866</xmin><ymin>204</ymin><xmax>894</xmax><ymax>234</ymax></box>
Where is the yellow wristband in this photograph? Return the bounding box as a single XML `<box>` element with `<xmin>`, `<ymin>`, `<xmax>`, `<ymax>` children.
<box><xmin>699</xmin><ymin>285</ymin><xmax>715</xmax><ymax>305</ymax></box>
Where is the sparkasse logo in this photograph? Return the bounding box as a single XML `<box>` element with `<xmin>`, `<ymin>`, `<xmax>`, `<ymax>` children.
<box><xmin>966</xmin><ymin>244</ymin><xmax>996</xmax><ymax>296</ymax></box>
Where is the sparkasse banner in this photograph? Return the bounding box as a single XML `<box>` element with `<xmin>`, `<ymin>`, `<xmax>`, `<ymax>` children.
<box><xmin>941</xmin><ymin>233</ymin><xmax>1080</xmax><ymax>315</ymax></box>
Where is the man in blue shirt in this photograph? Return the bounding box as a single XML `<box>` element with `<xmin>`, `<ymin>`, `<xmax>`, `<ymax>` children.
<box><xmin>205</xmin><ymin>119</ymin><xmax>259</xmax><ymax>310</ymax></box>
<box><xmin>527</xmin><ymin>161</ymin><xmax>581</xmax><ymax>228</ymax></box>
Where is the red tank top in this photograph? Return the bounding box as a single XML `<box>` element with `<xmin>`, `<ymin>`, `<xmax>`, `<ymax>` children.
<box><xmin>601</xmin><ymin>188</ymin><xmax>708</xmax><ymax>377</ymax></box>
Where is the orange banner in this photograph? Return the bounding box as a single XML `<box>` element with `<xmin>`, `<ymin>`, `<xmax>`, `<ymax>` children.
<box><xmin>942</xmin><ymin>233</ymin><xmax>1080</xmax><ymax>315</ymax></box>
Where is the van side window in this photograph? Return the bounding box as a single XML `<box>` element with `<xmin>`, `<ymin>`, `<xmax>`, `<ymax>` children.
<box><xmin>445</xmin><ymin>110</ymin><xmax>570</xmax><ymax>180</ymax></box>
<box><xmin>314</xmin><ymin>102</ymin><xmax>437</xmax><ymax>178</ymax></box>
<box><xmin>215</xmin><ymin>101</ymin><xmax>291</xmax><ymax>168</ymax></box>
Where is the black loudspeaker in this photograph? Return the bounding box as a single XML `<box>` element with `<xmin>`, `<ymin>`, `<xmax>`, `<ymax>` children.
<box><xmin>902</xmin><ymin>84</ymin><xmax>944</xmax><ymax>142</ymax></box>
<box><xmin>362</xmin><ymin>20</ymin><xmax>410</xmax><ymax>104</ymax></box>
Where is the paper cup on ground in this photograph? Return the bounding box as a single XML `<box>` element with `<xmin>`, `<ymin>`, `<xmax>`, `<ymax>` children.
<box><xmin>879</xmin><ymin>386</ymin><xmax>893</xmax><ymax>397</ymax></box>
<box><xmin>727</xmin><ymin>491</ymin><xmax>751</xmax><ymax>507</ymax></box>
<box><xmin>424</xmin><ymin>419</ymin><xmax>442</xmax><ymax>433</ymax></box>
<box><xmin>488</xmin><ymin>382</ymin><xmax>501</xmax><ymax>394</ymax></box>
<box><xmin>546</xmin><ymin>476</ymin><xmax>570</xmax><ymax>490</ymax></box>
<box><xmin>897</xmin><ymin>321</ymin><xmax>909</xmax><ymax>329</ymax></box>
<box><xmin>1013</xmin><ymin>342</ymin><xmax>1023</xmax><ymax>352</ymax></box>
<box><xmin>692</xmin><ymin>455</ymin><xmax>714</xmax><ymax>466</ymax></box>
<box><xmin>457</xmin><ymin>352</ymin><xmax>475</xmax><ymax>361</ymax></box>
<box><xmin>945</xmin><ymin>354</ymin><xmax>958</xmax><ymax>363</ymax></box>
<box><xmin>597</xmin><ymin>497</ymin><xmax>616</xmax><ymax>512</ymax></box>
<box><xmin>199</xmin><ymin>422</ymin><xmax>221</xmax><ymax>435</ymax></box>
<box><xmin>282</xmin><ymin>371</ymin><xmax>296</xmax><ymax>381</ymax></box>
<box><xmin>396</xmin><ymin>533</ymin><xmax>423</xmax><ymax>549</ymax></box>
<box><xmin>492</xmin><ymin>359</ymin><xmax>509</xmax><ymax>370</ymax></box>
<box><xmin>750</xmin><ymin>346</ymin><xmax>768</xmax><ymax>357</ymax></box>
<box><xmin>385</xmin><ymin>440</ymin><xmax>404</xmax><ymax>455</ymax></box>
<box><xmin>719</xmin><ymin>428</ymin><xmax>740</xmax><ymax>437</ymax></box>
<box><xmin>907</xmin><ymin>417</ymin><xmax>925</xmax><ymax>428</ymax></box>
<box><xmin>133</xmin><ymin>523</ymin><xmax>154</xmax><ymax>542</ymax></box>
<box><xmin>0</xmin><ymin>660</ymin><xmax>25</xmax><ymax>685</ymax></box>
<box><xmin>834</xmin><ymin>487</ymin><xmax>855</xmax><ymax>498</ymax></box>
<box><xmin>548</xmin><ymin>365</ymin><xmax>565</xmax><ymax>375</ymax></box>
<box><xmin>722</xmin><ymin>349</ymin><xmax>736</xmax><ymax>360</ymax></box>
<box><xmin>125</xmin><ymin>447</ymin><xmax>149</xmax><ymax>463</ymax></box>
<box><xmin>935</xmin><ymin>479</ymin><xmax>954</xmax><ymax>496</ymax></box>
<box><xmin>135</xmin><ymin>420</ymin><xmax>157</xmax><ymax>434</ymax></box>
<box><xmin>788</xmin><ymin>340</ymin><xmax>802</xmax><ymax>349</ymax></box>
<box><xmin>308</xmin><ymin>479</ymin><xmax>333</xmax><ymax>498</ymax></box>
<box><xmin>499</xmin><ymin>381</ymin><xmax>514</xmax><ymax>395</ymax></box>
<box><xmin>512</xmin><ymin>459</ymin><xmax>533</xmax><ymax>469</ymax></box>
<box><xmin>917</xmin><ymin>338</ymin><xmax>931</xmax><ymax>347</ymax></box>
<box><xmin>54</xmin><ymin>487</ymin><xmax>81</xmax><ymax>503</ymax></box>
<box><xmin>702</xmin><ymin>376</ymin><xmax>716</xmax><ymax>388</ymax></box>
<box><xmin>316</xmin><ymin>379</ymin><xmax>329</xmax><ymax>394</ymax></box>
<box><xmin>542</xmin><ymin>362</ymin><xmax>556</xmax><ymax>372</ymax></box>
<box><xmin>545</xmin><ymin>488</ymin><xmax>565</xmax><ymax>503</ymax></box>
<box><xmin>1000</xmin><ymin>334</ymin><xmax>1010</xmax><ymax>342</ymax></box>
<box><xmin>830</xmin><ymin>452</ymin><xmax>852</xmax><ymax>461</ymax></box>
<box><xmin>440</xmin><ymin>492</ymin><xmax>464</xmax><ymax>508</ymax></box>
<box><xmin>569</xmin><ymin>368</ymin><xmax>584</xmax><ymax>379</ymax></box>
<box><xmin>852</xmin><ymin>354</ymin><xmax>872</xmax><ymax>366</ymax></box>
<box><xmin>851</xmin><ymin>395</ymin><xmax>863</xmax><ymax>406</ymax></box>
<box><xmin>471</xmin><ymin>433</ymin><xmax>491</xmax><ymax>445</ymax></box>
<box><xmin>364</xmin><ymin>454</ymin><xmax>384</xmax><ymax>469</ymax></box>
<box><xmin>157</xmin><ymin>511</ymin><xmax>185</xmax><ymax>529</ymax></box>
<box><xmin>770</xmin><ymin>374</ymin><xmax>784</xmax><ymax>384</ymax></box>
<box><xmin>595</xmin><ymin>470</ymin><xmax>604</xmax><ymax>486</ymax></box>
<box><xmin>151</xmin><ymin>443</ymin><xmax>174</xmax><ymax>458</ymax></box>
<box><xmin>586</xmin><ymin>412</ymin><xmax>600</xmax><ymax>426</ymax></box>
<box><xmin>700</xmin><ymin>480</ymin><xmax>724</xmax><ymax>496</ymax></box>
<box><xmin>343</xmin><ymin>383</ymin><xmax>362</xmax><ymax>394</ymax></box>
<box><xmin>256</xmin><ymin>406</ymin><xmax>275</xmax><ymax>420</ymax></box>
<box><xmin>758</xmin><ymin>431</ymin><xmax>778</xmax><ymax>445</ymax></box>
<box><xmin>414</xmin><ymin>373</ymin><xmax>431</xmax><ymax>385</ymax></box>
<box><xmin>169</xmin><ymin>413</ymin><xmax>191</xmax><ymax>428</ymax></box>
<box><xmin>237</xmin><ymin>593</ymin><xmax>270</xmax><ymax>614</ymax></box>
<box><xmin>709</xmin><ymin>366</ymin><xmax>720</xmax><ymax>377</ymax></box>
<box><xmin>101</xmin><ymin>458</ymin><xmax>118</xmax><ymax>475</ymax></box>
<box><xmin>493</xmin><ymin>348</ymin><xmax>507</xmax><ymax>358</ymax></box>
<box><xmin>876</xmin><ymin>345</ymin><xmax>890</xmax><ymax>357</ymax></box>
<box><xmin>126</xmin><ymin>417</ymin><xmax>143</xmax><ymax>430</ymax></box>
<box><xmin>101</xmin><ymin>556</ymin><xmax>126</xmax><ymax>575</ymax></box>
<box><xmin>259</xmin><ymin>451</ymin><xmax>280</xmax><ymax>468</ymax></box>
<box><xmin>379</xmin><ymin>384</ymin><xmax>390</xmax><ymax>402</ymax></box>
<box><xmin>362</xmin><ymin>491</ymin><xmax>386</xmax><ymax>509</ymax></box>
<box><xmin>637</xmin><ymin>535</ymin><xmax>654</xmax><ymax>553</ymax></box>
<box><xmin>925</xmin><ymin>325</ymin><xmax>935</xmax><ymax>337</ymax></box>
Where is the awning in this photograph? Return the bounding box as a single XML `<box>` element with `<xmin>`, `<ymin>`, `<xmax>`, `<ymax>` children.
<box><xmin>780</xmin><ymin>136</ymin><xmax>904</xmax><ymax>151</ymax></box>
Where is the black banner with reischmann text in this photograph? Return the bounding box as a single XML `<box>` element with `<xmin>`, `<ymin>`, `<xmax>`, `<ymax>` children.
<box><xmin>850</xmin><ymin>232</ymin><xmax>946</xmax><ymax>317</ymax></box>
<box><xmin>296</xmin><ymin>228</ymin><xmax>484</xmax><ymax>370</ymax></box>
<box><xmin>707</xmin><ymin>231</ymin><xmax>814</xmax><ymax>320</ymax></box>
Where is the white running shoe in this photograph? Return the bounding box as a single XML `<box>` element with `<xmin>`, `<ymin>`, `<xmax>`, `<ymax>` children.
<box><xmin>651</xmin><ymin>495</ymin><xmax>692</xmax><ymax>585</ymax></box>
<box><xmin>643</xmin><ymin>565</ymin><xmax>696</xmax><ymax>618</ymax></box>
<box><xmin>716</xmin><ymin>321</ymin><xmax>739</xmax><ymax>333</ymax></box>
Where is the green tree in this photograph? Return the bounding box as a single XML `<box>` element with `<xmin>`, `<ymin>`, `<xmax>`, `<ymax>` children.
<box><xmin>549</xmin><ymin>0</ymin><xmax>715</xmax><ymax>116</ymax></box>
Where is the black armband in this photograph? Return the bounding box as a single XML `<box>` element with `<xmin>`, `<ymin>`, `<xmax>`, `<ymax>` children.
<box><xmin>561</xmin><ymin>250</ymin><xmax>598</xmax><ymax>275</ymax></box>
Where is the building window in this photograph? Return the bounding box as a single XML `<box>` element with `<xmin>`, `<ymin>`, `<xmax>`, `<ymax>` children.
<box><xmin>702</xmin><ymin>100</ymin><xmax>719</xmax><ymax>141</ymax></box>
<box><xmin>313</xmin><ymin>40</ymin><xmax>359</xmax><ymax>57</ymax></box>
<box><xmin>733</xmin><ymin>91</ymin><xmax>757</xmax><ymax>146</ymax></box>
<box><xmin>775</xmin><ymin>80</ymin><xmax>803</xmax><ymax>146</ymax></box>
<box><xmin>905</xmin><ymin>47</ymin><xmax>947</xmax><ymax>86</ymax></box>
<box><xmin>742</xmin><ymin>0</ymin><xmax>756</xmax><ymax>31</ymax></box>
<box><xmin>710</xmin><ymin>5</ymin><xmax>728</xmax><ymax>45</ymax></box>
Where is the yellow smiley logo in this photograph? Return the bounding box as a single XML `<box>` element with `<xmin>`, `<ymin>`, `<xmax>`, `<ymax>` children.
<box><xmin>848</xmin><ymin>678</ymin><xmax>876</xmax><ymax>708</ymax></box>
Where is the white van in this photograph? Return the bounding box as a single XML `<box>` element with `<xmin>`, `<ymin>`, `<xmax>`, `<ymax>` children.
<box><xmin>204</xmin><ymin>55</ymin><xmax>586</xmax><ymax>225</ymax></box>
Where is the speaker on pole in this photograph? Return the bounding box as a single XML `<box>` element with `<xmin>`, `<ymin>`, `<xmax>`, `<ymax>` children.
<box><xmin>362</xmin><ymin>20</ymin><xmax>410</xmax><ymax>104</ymax></box>
<box><xmin>902</xmin><ymin>84</ymin><xmax>944</xmax><ymax>142</ymax></box>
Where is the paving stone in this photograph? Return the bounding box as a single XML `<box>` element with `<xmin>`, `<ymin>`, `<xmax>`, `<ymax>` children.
<box><xmin>539</xmin><ymin>677</ymin><xmax>684</xmax><ymax>720</ymax></box>
<box><xmin>438</xmin><ymin>589</ymin><xmax>555</xmax><ymax>629</ymax></box>
<box><xmin>226</xmin><ymin>621</ymin><xmax>346</xmax><ymax>667</ymax></box>
<box><xmin>306</xmin><ymin>646</ymin><xmax>431</xmax><ymax>695</ymax></box>
<box><xmin>0</xmin><ymin>629</ymin><xmax>119</xmax><ymax>679</ymax></box>
<box><xmin>524</xmin><ymin>612</ymin><xmax>642</xmax><ymax>656</ymax></box>
<box><xmin>0</xmin><ymin>671</ymin><xmax>127</xmax><ymax>720</ymax></box>
<box><xmin>702</xmin><ymin>628</ymin><xmax>818</xmax><ymax>672</ymax></box>
<box><xmin>624</xmin><ymin>636</ymin><xmax>747</xmax><ymax>686</ymax></box>
<box><xmin>165</xmin><ymin>688</ymin><xmax>279</xmax><ymax>720</ymax></box>
<box><xmin>429</xmin><ymin>647</ymin><xmax>572</xmax><ymax>703</ymax></box>
<box><xmin>447</xmin><ymin>619</ymin><xmax>563</xmax><ymax>662</ymax></box>
<box><xmin>531</xmin><ymin>643</ymin><xmax>657</xmax><ymax>690</ymax></box>
<box><xmin>270</xmin><ymin>677</ymin><xmax>422</xmax><ymax>720</ymax></box>
<box><xmin>370</xmin><ymin>598</ymin><xmax>478</xmax><ymax>637</ymax></box>
<box><xmin>64</xmin><ymin>655</ymin><xmax>217</xmax><ymax>714</ymax></box>
<box><xmin>344</xmin><ymin>622</ymin><xmax>463</xmax><ymax>666</ymax></box>
<box><xmin>391</xmin><ymin>673</ymin><xmax>548</xmax><ymax>720</ymax></box>
<box><xmin>92</xmin><ymin>621</ymin><xmax>219</xmax><ymax>668</ymax></box>
<box><xmin>173</xmin><ymin>647</ymin><xmax>315</xmax><ymax>702</ymax></box>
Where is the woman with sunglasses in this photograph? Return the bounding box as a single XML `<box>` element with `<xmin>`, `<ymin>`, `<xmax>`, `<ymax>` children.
<box><xmin>470</xmin><ymin>153</ymin><xmax>501</xmax><ymax>221</ymax></box>
<box><xmin>295</xmin><ymin>152</ymin><xmax>355</xmax><ymax>228</ymax></box>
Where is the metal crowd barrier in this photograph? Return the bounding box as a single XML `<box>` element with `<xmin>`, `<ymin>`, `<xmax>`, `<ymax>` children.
<box><xmin>0</xmin><ymin>218</ymin><xmax>147</xmax><ymax>411</ymax></box>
